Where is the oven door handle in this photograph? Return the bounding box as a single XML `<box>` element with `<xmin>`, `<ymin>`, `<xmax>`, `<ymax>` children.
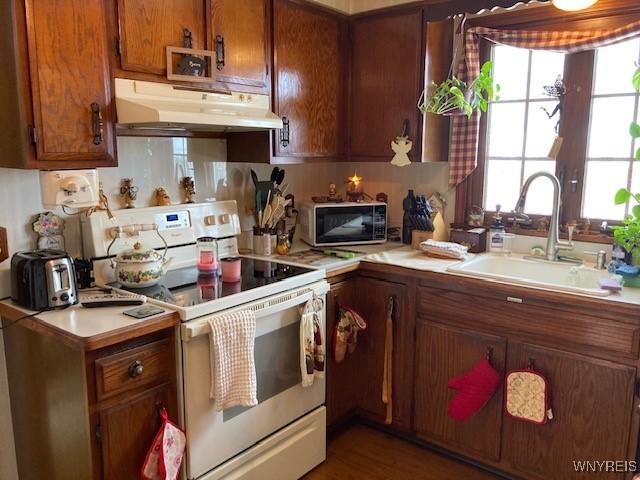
<box><xmin>181</xmin><ymin>281</ymin><xmax>329</xmax><ymax>341</ymax></box>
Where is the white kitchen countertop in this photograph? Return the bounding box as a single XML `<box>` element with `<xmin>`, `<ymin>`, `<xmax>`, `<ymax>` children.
<box><xmin>0</xmin><ymin>292</ymin><xmax>179</xmax><ymax>350</ymax></box>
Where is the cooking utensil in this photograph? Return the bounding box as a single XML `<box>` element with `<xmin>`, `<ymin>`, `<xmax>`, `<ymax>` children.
<box><xmin>270</xmin><ymin>167</ymin><xmax>280</xmax><ymax>187</ymax></box>
<box><xmin>275</xmin><ymin>169</ymin><xmax>285</xmax><ymax>187</ymax></box>
<box><xmin>250</xmin><ymin>169</ymin><xmax>259</xmax><ymax>187</ymax></box>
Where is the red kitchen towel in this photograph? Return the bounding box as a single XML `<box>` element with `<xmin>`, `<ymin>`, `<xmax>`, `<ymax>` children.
<box><xmin>447</xmin><ymin>357</ymin><xmax>502</xmax><ymax>421</ymax></box>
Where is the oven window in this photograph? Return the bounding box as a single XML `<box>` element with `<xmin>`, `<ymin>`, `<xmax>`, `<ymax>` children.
<box><xmin>316</xmin><ymin>206</ymin><xmax>375</xmax><ymax>244</ymax></box>
<box><xmin>223</xmin><ymin>321</ymin><xmax>301</xmax><ymax>421</ymax></box>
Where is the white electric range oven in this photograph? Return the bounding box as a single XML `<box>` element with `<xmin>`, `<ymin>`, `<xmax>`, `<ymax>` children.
<box><xmin>82</xmin><ymin>201</ymin><xmax>328</xmax><ymax>480</ymax></box>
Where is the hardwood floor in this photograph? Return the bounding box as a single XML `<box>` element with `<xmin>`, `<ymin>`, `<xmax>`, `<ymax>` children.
<box><xmin>303</xmin><ymin>425</ymin><xmax>502</xmax><ymax>480</ymax></box>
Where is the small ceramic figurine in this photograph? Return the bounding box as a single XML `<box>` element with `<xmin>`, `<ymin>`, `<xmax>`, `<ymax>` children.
<box><xmin>391</xmin><ymin>136</ymin><xmax>412</xmax><ymax>167</ymax></box>
<box><xmin>32</xmin><ymin>211</ymin><xmax>65</xmax><ymax>250</ymax></box>
<box><xmin>119</xmin><ymin>178</ymin><xmax>139</xmax><ymax>209</ymax></box>
<box><xmin>182</xmin><ymin>176</ymin><xmax>196</xmax><ymax>204</ymax></box>
<box><xmin>155</xmin><ymin>187</ymin><xmax>172</xmax><ymax>206</ymax></box>
<box><xmin>328</xmin><ymin>183</ymin><xmax>337</xmax><ymax>201</ymax></box>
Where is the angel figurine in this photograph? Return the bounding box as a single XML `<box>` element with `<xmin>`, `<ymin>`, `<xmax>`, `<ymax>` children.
<box><xmin>391</xmin><ymin>136</ymin><xmax>412</xmax><ymax>167</ymax></box>
<box><xmin>155</xmin><ymin>187</ymin><xmax>172</xmax><ymax>206</ymax></box>
<box><xmin>182</xmin><ymin>176</ymin><xmax>196</xmax><ymax>204</ymax></box>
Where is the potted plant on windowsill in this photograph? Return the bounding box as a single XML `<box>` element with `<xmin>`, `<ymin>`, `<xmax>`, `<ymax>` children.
<box><xmin>418</xmin><ymin>61</ymin><xmax>499</xmax><ymax>118</ymax></box>
<box><xmin>612</xmin><ymin>65</ymin><xmax>640</xmax><ymax>266</ymax></box>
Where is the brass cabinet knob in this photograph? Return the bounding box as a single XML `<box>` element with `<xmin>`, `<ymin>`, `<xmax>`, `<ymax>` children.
<box><xmin>128</xmin><ymin>360</ymin><xmax>144</xmax><ymax>378</ymax></box>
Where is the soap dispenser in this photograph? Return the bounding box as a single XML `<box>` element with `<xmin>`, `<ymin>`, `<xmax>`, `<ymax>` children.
<box><xmin>489</xmin><ymin>205</ymin><xmax>506</xmax><ymax>253</ymax></box>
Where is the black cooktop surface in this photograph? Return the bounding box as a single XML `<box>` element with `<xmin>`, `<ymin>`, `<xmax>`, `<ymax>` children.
<box><xmin>109</xmin><ymin>257</ymin><xmax>314</xmax><ymax>308</ymax></box>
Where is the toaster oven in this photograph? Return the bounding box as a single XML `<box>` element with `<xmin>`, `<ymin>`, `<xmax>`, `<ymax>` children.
<box><xmin>300</xmin><ymin>201</ymin><xmax>387</xmax><ymax>247</ymax></box>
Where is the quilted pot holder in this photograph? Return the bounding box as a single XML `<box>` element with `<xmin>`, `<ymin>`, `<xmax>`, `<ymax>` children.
<box><xmin>505</xmin><ymin>366</ymin><xmax>553</xmax><ymax>425</ymax></box>
<box><xmin>141</xmin><ymin>408</ymin><xmax>186</xmax><ymax>480</ymax></box>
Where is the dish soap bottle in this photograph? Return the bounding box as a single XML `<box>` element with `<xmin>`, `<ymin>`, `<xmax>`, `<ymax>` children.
<box><xmin>489</xmin><ymin>205</ymin><xmax>506</xmax><ymax>253</ymax></box>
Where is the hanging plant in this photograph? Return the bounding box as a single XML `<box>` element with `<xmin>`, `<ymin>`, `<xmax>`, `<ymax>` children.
<box><xmin>418</xmin><ymin>61</ymin><xmax>500</xmax><ymax>118</ymax></box>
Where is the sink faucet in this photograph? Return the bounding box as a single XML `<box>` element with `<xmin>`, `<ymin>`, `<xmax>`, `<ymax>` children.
<box><xmin>513</xmin><ymin>171</ymin><xmax>574</xmax><ymax>262</ymax></box>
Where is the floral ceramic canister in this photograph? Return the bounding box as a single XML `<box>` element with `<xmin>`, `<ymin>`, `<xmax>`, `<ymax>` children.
<box><xmin>32</xmin><ymin>211</ymin><xmax>65</xmax><ymax>250</ymax></box>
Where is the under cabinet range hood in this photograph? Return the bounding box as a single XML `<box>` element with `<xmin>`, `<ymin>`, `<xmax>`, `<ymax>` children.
<box><xmin>115</xmin><ymin>78</ymin><xmax>283</xmax><ymax>132</ymax></box>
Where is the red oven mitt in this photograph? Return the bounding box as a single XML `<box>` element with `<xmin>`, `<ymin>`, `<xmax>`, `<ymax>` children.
<box><xmin>447</xmin><ymin>358</ymin><xmax>501</xmax><ymax>421</ymax></box>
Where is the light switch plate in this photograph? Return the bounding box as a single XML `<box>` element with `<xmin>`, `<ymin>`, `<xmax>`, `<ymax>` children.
<box><xmin>0</xmin><ymin>227</ymin><xmax>8</xmax><ymax>263</ymax></box>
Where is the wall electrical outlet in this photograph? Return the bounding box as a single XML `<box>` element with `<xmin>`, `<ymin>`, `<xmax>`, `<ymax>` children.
<box><xmin>39</xmin><ymin>170</ymin><xmax>100</xmax><ymax>210</ymax></box>
<box><xmin>0</xmin><ymin>227</ymin><xmax>8</xmax><ymax>263</ymax></box>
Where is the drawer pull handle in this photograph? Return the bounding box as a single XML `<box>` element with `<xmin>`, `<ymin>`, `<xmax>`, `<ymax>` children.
<box><xmin>128</xmin><ymin>360</ymin><xmax>144</xmax><ymax>378</ymax></box>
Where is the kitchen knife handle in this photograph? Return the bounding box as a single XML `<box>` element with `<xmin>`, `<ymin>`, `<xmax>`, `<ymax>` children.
<box><xmin>91</xmin><ymin>103</ymin><xmax>103</xmax><ymax>146</ymax></box>
<box><xmin>215</xmin><ymin>35</ymin><xmax>225</xmax><ymax>70</ymax></box>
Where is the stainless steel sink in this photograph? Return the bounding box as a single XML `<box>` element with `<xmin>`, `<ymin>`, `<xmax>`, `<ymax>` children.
<box><xmin>447</xmin><ymin>254</ymin><xmax>613</xmax><ymax>297</ymax></box>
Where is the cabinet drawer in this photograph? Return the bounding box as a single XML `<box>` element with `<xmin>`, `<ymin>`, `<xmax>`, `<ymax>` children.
<box><xmin>95</xmin><ymin>338</ymin><xmax>173</xmax><ymax>401</ymax></box>
<box><xmin>417</xmin><ymin>287</ymin><xmax>640</xmax><ymax>359</ymax></box>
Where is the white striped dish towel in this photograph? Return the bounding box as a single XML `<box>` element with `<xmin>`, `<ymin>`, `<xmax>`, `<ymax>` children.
<box><xmin>208</xmin><ymin>310</ymin><xmax>258</xmax><ymax>411</ymax></box>
<box><xmin>420</xmin><ymin>239</ymin><xmax>469</xmax><ymax>260</ymax></box>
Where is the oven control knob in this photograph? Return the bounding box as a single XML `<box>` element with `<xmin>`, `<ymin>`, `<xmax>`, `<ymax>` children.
<box><xmin>220</xmin><ymin>214</ymin><xmax>231</xmax><ymax>225</ymax></box>
<box><xmin>205</xmin><ymin>215</ymin><xmax>217</xmax><ymax>226</ymax></box>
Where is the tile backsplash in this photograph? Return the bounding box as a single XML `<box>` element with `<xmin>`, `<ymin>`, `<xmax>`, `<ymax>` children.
<box><xmin>0</xmin><ymin>137</ymin><xmax>454</xmax><ymax>297</ymax></box>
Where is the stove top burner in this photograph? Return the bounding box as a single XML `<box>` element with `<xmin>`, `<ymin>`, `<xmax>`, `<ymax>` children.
<box><xmin>108</xmin><ymin>257</ymin><xmax>315</xmax><ymax>308</ymax></box>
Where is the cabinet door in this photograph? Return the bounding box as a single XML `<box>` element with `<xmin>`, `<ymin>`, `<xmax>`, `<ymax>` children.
<box><xmin>349</xmin><ymin>9</ymin><xmax>424</xmax><ymax>162</ymax></box>
<box><xmin>209</xmin><ymin>0</ymin><xmax>269</xmax><ymax>92</ymax></box>
<box><xmin>413</xmin><ymin>320</ymin><xmax>506</xmax><ymax>462</ymax></box>
<box><xmin>503</xmin><ymin>343</ymin><xmax>636</xmax><ymax>480</ymax></box>
<box><xmin>326</xmin><ymin>278</ymin><xmax>359</xmax><ymax>429</ymax></box>
<box><xmin>116</xmin><ymin>0</ymin><xmax>206</xmax><ymax>77</ymax></box>
<box><xmin>99</xmin><ymin>384</ymin><xmax>173</xmax><ymax>479</ymax></box>
<box><xmin>273</xmin><ymin>0</ymin><xmax>345</xmax><ymax>159</ymax></box>
<box><xmin>354</xmin><ymin>277</ymin><xmax>409</xmax><ymax>428</ymax></box>
<box><xmin>25</xmin><ymin>0</ymin><xmax>115</xmax><ymax>166</ymax></box>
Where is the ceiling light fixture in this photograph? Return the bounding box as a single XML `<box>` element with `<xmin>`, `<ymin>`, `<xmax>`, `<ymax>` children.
<box><xmin>552</xmin><ymin>0</ymin><xmax>599</xmax><ymax>11</ymax></box>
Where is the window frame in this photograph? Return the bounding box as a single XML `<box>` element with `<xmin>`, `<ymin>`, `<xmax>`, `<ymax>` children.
<box><xmin>455</xmin><ymin>1</ymin><xmax>640</xmax><ymax>243</ymax></box>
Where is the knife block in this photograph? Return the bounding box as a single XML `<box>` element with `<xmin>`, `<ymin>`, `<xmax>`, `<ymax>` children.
<box><xmin>411</xmin><ymin>230</ymin><xmax>434</xmax><ymax>250</ymax></box>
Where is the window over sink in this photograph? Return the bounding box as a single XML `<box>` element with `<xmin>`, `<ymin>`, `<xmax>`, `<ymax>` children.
<box><xmin>479</xmin><ymin>35</ymin><xmax>640</xmax><ymax>225</ymax></box>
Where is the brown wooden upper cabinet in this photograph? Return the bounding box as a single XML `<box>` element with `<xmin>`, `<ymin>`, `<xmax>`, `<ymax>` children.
<box><xmin>272</xmin><ymin>0</ymin><xmax>346</xmax><ymax>160</ymax></box>
<box><xmin>113</xmin><ymin>0</ymin><xmax>207</xmax><ymax>78</ymax></box>
<box><xmin>349</xmin><ymin>9</ymin><xmax>425</xmax><ymax>162</ymax></box>
<box><xmin>112</xmin><ymin>0</ymin><xmax>269</xmax><ymax>93</ymax></box>
<box><xmin>209</xmin><ymin>0</ymin><xmax>270</xmax><ymax>92</ymax></box>
<box><xmin>0</xmin><ymin>0</ymin><xmax>116</xmax><ymax>169</ymax></box>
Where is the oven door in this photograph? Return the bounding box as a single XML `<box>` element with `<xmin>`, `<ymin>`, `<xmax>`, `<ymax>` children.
<box><xmin>180</xmin><ymin>281</ymin><xmax>328</xmax><ymax>480</ymax></box>
<box><xmin>315</xmin><ymin>205</ymin><xmax>385</xmax><ymax>246</ymax></box>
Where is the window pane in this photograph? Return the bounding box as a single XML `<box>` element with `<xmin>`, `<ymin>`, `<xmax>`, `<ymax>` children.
<box><xmin>594</xmin><ymin>39</ymin><xmax>640</xmax><ymax>95</ymax></box>
<box><xmin>525</xmin><ymin>100</ymin><xmax>561</xmax><ymax>158</ymax></box>
<box><xmin>529</xmin><ymin>51</ymin><xmax>565</xmax><ymax>100</ymax></box>
<box><xmin>492</xmin><ymin>46</ymin><xmax>529</xmax><ymax>100</ymax></box>
<box><xmin>488</xmin><ymin>102</ymin><xmax>526</xmax><ymax>157</ymax></box>
<box><xmin>588</xmin><ymin>96</ymin><xmax>636</xmax><ymax>158</ymax></box>
<box><xmin>582</xmin><ymin>161</ymin><xmax>629</xmax><ymax>220</ymax></box>
<box><xmin>484</xmin><ymin>159</ymin><xmax>522</xmax><ymax>212</ymax></box>
<box><xmin>522</xmin><ymin>161</ymin><xmax>556</xmax><ymax>215</ymax></box>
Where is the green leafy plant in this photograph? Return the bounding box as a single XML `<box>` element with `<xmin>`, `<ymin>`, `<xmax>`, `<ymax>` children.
<box><xmin>418</xmin><ymin>61</ymin><xmax>500</xmax><ymax>118</ymax></box>
<box><xmin>612</xmin><ymin>63</ymin><xmax>640</xmax><ymax>260</ymax></box>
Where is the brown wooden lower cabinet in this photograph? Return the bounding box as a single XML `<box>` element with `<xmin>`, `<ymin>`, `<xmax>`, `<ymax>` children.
<box><xmin>330</xmin><ymin>266</ymin><xmax>640</xmax><ymax>480</ymax></box>
<box><xmin>413</xmin><ymin>320</ymin><xmax>506</xmax><ymax>462</ymax></box>
<box><xmin>502</xmin><ymin>343</ymin><xmax>636</xmax><ymax>480</ymax></box>
<box><xmin>4</xmin><ymin>323</ymin><xmax>178</xmax><ymax>480</ymax></box>
<box><xmin>326</xmin><ymin>276</ymin><xmax>360</xmax><ymax>429</ymax></box>
<box><xmin>99</xmin><ymin>384</ymin><xmax>173</xmax><ymax>479</ymax></box>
